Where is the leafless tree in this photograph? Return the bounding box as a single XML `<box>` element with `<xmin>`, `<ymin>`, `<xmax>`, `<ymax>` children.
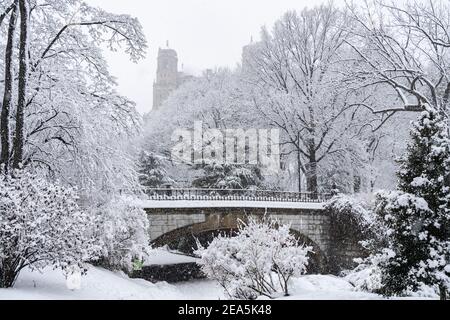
<box><xmin>345</xmin><ymin>0</ymin><xmax>450</xmax><ymax>117</ymax></box>
<box><xmin>245</xmin><ymin>5</ymin><xmax>369</xmax><ymax>193</ymax></box>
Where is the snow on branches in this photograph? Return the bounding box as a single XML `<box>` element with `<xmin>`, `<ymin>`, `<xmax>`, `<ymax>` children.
<box><xmin>192</xmin><ymin>163</ymin><xmax>263</xmax><ymax>190</ymax></box>
<box><xmin>0</xmin><ymin>0</ymin><xmax>150</xmax><ymax>288</ymax></box>
<box><xmin>0</xmin><ymin>170</ymin><xmax>100</xmax><ymax>288</ymax></box>
<box><xmin>346</xmin><ymin>0</ymin><xmax>450</xmax><ymax>114</ymax></box>
<box><xmin>195</xmin><ymin>217</ymin><xmax>312</xmax><ymax>299</ymax></box>
<box><xmin>1</xmin><ymin>0</ymin><xmax>146</xmax><ymax>198</ymax></box>
<box><xmin>92</xmin><ymin>196</ymin><xmax>150</xmax><ymax>272</ymax></box>
<box><xmin>325</xmin><ymin>195</ymin><xmax>374</xmax><ymax>233</ymax></box>
<box><xmin>371</xmin><ymin>105</ymin><xmax>450</xmax><ymax>299</ymax></box>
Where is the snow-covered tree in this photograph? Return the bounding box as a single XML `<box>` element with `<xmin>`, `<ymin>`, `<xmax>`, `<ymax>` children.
<box><xmin>195</xmin><ymin>217</ymin><xmax>312</xmax><ymax>299</ymax></box>
<box><xmin>143</xmin><ymin>69</ymin><xmax>252</xmax><ymax>155</ymax></box>
<box><xmin>192</xmin><ymin>163</ymin><xmax>263</xmax><ymax>190</ymax></box>
<box><xmin>0</xmin><ymin>170</ymin><xmax>100</xmax><ymax>288</ymax></box>
<box><xmin>346</xmin><ymin>0</ymin><xmax>450</xmax><ymax>115</ymax></box>
<box><xmin>138</xmin><ymin>151</ymin><xmax>169</xmax><ymax>189</ymax></box>
<box><xmin>244</xmin><ymin>5</ymin><xmax>380</xmax><ymax>193</ymax></box>
<box><xmin>0</xmin><ymin>0</ymin><xmax>149</xmax><ymax>275</ymax></box>
<box><xmin>142</xmin><ymin>34</ymin><xmax>407</xmax><ymax>194</ymax></box>
<box><xmin>374</xmin><ymin>106</ymin><xmax>450</xmax><ymax>299</ymax></box>
<box><xmin>142</xmin><ymin>69</ymin><xmax>265</xmax><ymax>188</ymax></box>
<box><xmin>92</xmin><ymin>196</ymin><xmax>150</xmax><ymax>272</ymax></box>
<box><xmin>362</xmin><ymin>112</ymin><xmax>415</xmax><ymax>192</ymax></box>
<box><xmin>0</xmin><ymin>0</ymin><xmax>146</xmax><ymax>196</ymax></box>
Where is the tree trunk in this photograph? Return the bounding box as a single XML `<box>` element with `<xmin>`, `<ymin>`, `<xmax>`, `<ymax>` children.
<box><xmin>306</xmin><ymin>104</ymin><xmax>318</xmax><ymax>195</ymax></box>
<box><xmin>306</xmin><ymin>162</ymin><xmax>318</xmax><ymax>195</ymax></box>
<box><xmin>440</xmin><ymin>285</ymin><xmax>447</xmax><ymax>301</ymax></box>
<box><xmin>12</xmin><ymin>0</ymin><xmax>28</xmax><ymax>169</ymax></box>
<box><xmin>0</xmin><ymin>258</ymin><xmax>20</xmax><ymax>288</ymax></box>
<box><xmin>306</xmin><ymin>140</ymin><xmax>318</xmax><ymax>196</ymax></box>
<box><xmin>297</xmin><ymin>149</ymin><xmax>302</xmax><ymax>192</ymax></box>
<box><xmin>0</xmin><ymin>0</ymin><xmax>18</xmax><ymax>172</ymax></box>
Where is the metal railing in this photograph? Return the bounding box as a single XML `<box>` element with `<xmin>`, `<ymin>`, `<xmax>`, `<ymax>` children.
<box><xmin>145</xmin><ymin>188</ymin><xmax>332</xmax><ymax>203</ymax></box>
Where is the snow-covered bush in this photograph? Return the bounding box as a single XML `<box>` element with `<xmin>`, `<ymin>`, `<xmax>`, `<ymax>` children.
<box><xmin>195</xmin><ymin>217</ymin><xmax>312</xmax><ymax>299</ymax></box>
<box><xmin>347</xmin><ymin>245</ymin><xmax>442</xmax><ymax>299</ymax></box>
<box><xmin>325</xmin><ymin>195</ymin><xmax>374</xmax><ymax>236</ymax></box>
<box><xmin>0</xmin><ymin>171</ymin><xmax>100</xmax><ymax>288</ymax></box>
<box><xmin>93</xmin><ymin>196</ymin><xmax>150</xmax><ymax>272</ymax></box>
<box><xmin>344</xmin><ymin>250</ymin><xmax>392</xmax><ymax>293</ymax></box>
<box><xmin>344</xmin><ymin>265</ymin><xmax>382</xmax><ymax>293</ymax></box>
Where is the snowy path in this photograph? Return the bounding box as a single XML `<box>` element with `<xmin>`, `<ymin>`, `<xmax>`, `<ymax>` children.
<box><xmin>0</xmin><ymin>266</ymin><xmax>390</xmax><ymax>300</ymax></box>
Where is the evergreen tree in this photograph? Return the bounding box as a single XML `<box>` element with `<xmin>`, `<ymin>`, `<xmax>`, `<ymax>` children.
<box><xmin>138</xmin><ymin>151</ymin><xmax>168</xmax><ymax>188</ymax></box>
<box><xmin>192</xmin><ymin>163</ymin><xmax>263</xmax><ymax>190</ymax></box>
<box><xmin>375</xmin><ymin>106</ymin><xmax>450</xmax><ymax>299</ymax></box>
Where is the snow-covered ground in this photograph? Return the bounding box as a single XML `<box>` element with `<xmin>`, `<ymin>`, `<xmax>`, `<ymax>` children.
<box><xmin>144</xmin><ymin>248</ymin><xmax>199</xmax><ymax>265</ymax></box>
<box><xmin>0</xmin><ymin>266</ymin><xmax>224</xmax><ymax>300</ymax></box>
<box><xmin>0</xmin><ymin>249</ymin><xmax>438</xmax><ymax>301</ymax></box>
<box><xmin>0</xmin><ymin>265</ymin><xmax>393</xmax><ymax>300</ymax></box>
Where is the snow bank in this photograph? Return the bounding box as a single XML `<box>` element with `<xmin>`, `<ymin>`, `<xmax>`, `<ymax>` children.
<box><xmin>285</xmin><ymin>275</ymin><xmax>381</xmax><ymax>300</ymax></box>
<box><xmin>0</xmin><ymin>266</ymin><xmax>186</xmax><ymax>300</ymax></box>
<box><xmin>0</xmin><ymin>266</ymin><xmax>437</xmax><ymax>300</ymax></box>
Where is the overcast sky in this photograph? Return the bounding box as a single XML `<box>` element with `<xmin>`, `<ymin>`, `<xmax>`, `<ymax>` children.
<box><xmin>85</xmin><ymin>0</ymin><xmax>340</xmax><ymax>114</ymax></box>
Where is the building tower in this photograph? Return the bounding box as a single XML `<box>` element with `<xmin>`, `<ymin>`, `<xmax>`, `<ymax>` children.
<box><xmin>153</xmin><ymin>46</ymin><xmax>179</xmax><ymax>110</ymax></box>
<box><xmin>242</xmin><ymin>37</ymin><xmax>258</xmax><ymax>74</ymax></box>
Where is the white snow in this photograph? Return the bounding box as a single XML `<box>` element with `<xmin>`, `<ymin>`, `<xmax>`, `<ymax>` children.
<box><xmin>145</xmin><ymin>248</ymin><xmax>199</xmax><ymax>266</ymax></box>
<box><xmin>136</xmin><ymin>200</ymin><xmax>324</xmax><ymax>210</ymax></box>
<box><xmin>284</xmin><ymin>276</ymin><xmax>381</xmax><ymax>300</ymax></box>
<box><xmin>0</xmin><ymin>266</ymin><xmax>439</xmax><ymax>300</ymax></box>
<box><xmin>0</xmin><ymin>266</ymin><xmax>202</xmax><ymax>300</ymax></box>
<box><xmin>66</xmin><ymin>266</ymin><xmax>82</xmax><ymax>291</ymax></box>
<box><xmin>411</xmin><ymin>177</ymin><xmax>429</xmax><ymax>187</ymax></box>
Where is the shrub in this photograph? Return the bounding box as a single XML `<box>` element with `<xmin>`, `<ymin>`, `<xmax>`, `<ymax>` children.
<box><xmin>0</xmin><ymin>171</ymin><xmax>99</xmax><ymax>288</ymax></box>
<box><xmin>195</xmin><ymin>216</ymin><xmax>312</xmax><ymax>299</ymax></box>
<box><xmin>93</xmin><ymin>196</ymin><xmax>150</xmax><ymax>272</ymax></box>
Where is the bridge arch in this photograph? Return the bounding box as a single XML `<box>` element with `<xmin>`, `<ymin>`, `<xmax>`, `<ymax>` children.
<box><xmin>143</xmin><ymin>196</ymin><xmax>366</xmax><ymax>274</ymax></box>
<box><xmin>150</xmin><ymin>215</ymin><xmax>330</xmax><ymax>274</ymax></box>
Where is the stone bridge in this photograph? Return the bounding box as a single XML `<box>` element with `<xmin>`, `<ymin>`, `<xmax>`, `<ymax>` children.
<box><xmin>140</xmin><ymin>189</ymin><xmax>363</xmax><ymax>274</ymax></box>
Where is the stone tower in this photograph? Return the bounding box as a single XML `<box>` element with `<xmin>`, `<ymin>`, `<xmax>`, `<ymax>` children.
<box><xmin>153</xmin><ymin>47</ymin><xmax>179</xmax><ymax>110</ymax></box>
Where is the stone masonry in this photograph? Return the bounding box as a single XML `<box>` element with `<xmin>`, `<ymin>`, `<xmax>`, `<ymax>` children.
<box><xmin>146</xmin><ymin>207</ymin><xmax>331</xmax><ymax>254</ymax></box>
<box><xmin>148</xmin><ymin>212</ymin><xmax>206</xmax><ymax>241</ymax></box>
<box><xmin>144</xmin><ymin>206</ymin><xmax>363</xmax><ymax>274</ymax></box>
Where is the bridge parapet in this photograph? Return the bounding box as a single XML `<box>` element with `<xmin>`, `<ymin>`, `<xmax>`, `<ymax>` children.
<box><xmin>145</xmin><ymin>188</ymin><xmax>332</xmax><ymax>203</ymax></box>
